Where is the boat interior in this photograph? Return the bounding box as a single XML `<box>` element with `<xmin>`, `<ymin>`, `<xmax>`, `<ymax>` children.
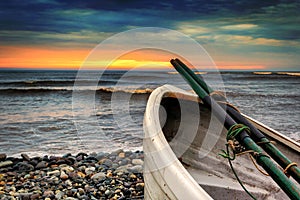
<box><xmin>158</xmin><ymin>93</ymin><xmax>300</xmax><ymax>200</ymax></box>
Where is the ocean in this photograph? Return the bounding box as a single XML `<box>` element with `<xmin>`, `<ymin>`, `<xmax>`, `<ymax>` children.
<box><xmin>0</xmin><ymin>70</ymin><xmax>299</xmax><ymax>157</ymax></box>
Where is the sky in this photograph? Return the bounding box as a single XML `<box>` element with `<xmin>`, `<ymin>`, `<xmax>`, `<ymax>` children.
<box><xmin>0</xmin><ymin>0</ymin><xmax>299</xmax><ymax>71</ymax></box>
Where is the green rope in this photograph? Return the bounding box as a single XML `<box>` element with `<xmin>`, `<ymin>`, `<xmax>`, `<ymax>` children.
<box><xmin>219</xmin><ymin>124</ymin><xmax>257</xmax><ymax>200</ymax></box>
<box><xmin>226</xmin><ymin>124</ymin><xmax>250</xmax><ymax>141</ymax></box>
<box><xmin>225</xmin><ymin>144</ymin><xmax>257</xmax><ymax>200</ymax></box>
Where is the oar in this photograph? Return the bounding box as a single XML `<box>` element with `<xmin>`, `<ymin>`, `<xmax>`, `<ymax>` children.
<box><xmin>170</xmin><ymin>58</ymin><xmax>300</xmax><ymax>200</ymax></box>
<box><xmin>174</xmin><ymin>58</ymin><xmax>300</xmax><ymax>184</ymax></box>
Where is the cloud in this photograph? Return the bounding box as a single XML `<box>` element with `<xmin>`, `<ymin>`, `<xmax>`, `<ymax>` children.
<box><xmin>0</xmin><ymin>0</ymin><xmax>299</xmax><ymax>70</ymax></box>
<box><xmin>221</xmin><ymin>24</ymin><xmax>258</xmax><ymax>30</ymax></box>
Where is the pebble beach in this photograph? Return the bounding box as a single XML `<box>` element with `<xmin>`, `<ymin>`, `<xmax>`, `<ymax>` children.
<box><xmin>0</xmin><ymin>150</ymin><xmax>144</xmax><ymax>200</ymax></box>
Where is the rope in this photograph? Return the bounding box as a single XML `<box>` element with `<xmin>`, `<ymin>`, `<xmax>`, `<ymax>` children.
<box><xmin>248</xmin><ymin>154</ymin><xmax>270</xmax><ymax>176</ymax></box>
<box><xmin>218</xmin><ymin>124</ymin><xmax>257</xmax><ymax>199</ymax></box>
<box><xmin>226</xmin><ymin>124</ymin><xmax>250</xmax><ymax>141</ymax></box>
<box><xmin>256</xmin><ymin>140</ymin><xmax>276</xmax><ymax>145</ymax></box>
<box><xmin>283</xmin><ymin>162</ymin><xmax>298</xmax><ymax>177</ymax></box>
<box><xmin>220</xmin><ymin>144</ymin><xmax>257</xmax><ymax>200</ymax></box>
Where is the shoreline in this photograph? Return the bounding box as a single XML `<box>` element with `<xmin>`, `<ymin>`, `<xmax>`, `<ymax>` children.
<box><xmin>0</xmin><ymin>149</ymin><xmax>144</xmax><ymax>199</ymax></box>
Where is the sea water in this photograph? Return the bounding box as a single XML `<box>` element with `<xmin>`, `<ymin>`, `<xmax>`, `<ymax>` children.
<box><xmin>0</xmin><ymin>70</ymin><xmax>299</xmax><ymax>156</ymax></box>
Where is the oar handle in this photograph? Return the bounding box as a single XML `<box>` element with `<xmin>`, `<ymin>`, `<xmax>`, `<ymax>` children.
<box><xmin>174</xmin><ymin>58</ymin><xmax>300</xmax><ymax>183</ymax></box>
<box><xmin>170</xmin><ymin>58</ymin><xmax>300</xmax><ymax>199</ymax></box>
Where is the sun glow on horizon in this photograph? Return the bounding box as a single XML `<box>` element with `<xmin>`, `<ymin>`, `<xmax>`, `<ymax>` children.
<box><xmin>0</xmin><ymin>45</ymin><xmax>267</xmax><ymax>71</ymax></box>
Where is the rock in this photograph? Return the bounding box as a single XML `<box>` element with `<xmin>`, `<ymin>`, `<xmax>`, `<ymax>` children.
<box><xmin>95</xmin><ymin>152</ymin><xmax>106</xmax><ymax>161</ymax></box>
<box><xmin>62</xmin><ymin>153</ymin><xmax>72</xmax><ymax>158</ymax></box>
<box><xmin>111</xmin><ymin>149</ymin><xmax>123</xmax><ymax>156</ymax></box>
<box><xmin>13</xmin><ymin>162</ymin><xmax>34</xmax><ymax>172</ymax></box>
<box><xmin>68</xmin><ymin>172</ymin><xmax>78</xmax><ymax>180</ymax></box>
<box><xmin>91</xmin><ymin>172</ymin><xmax>105</xmax><ymax>180</ymax></box>
<box><xmin>0</xmin><ymin>160</ymin><xmax>13</xmax><ymax>168</ymax></box>
<box><xmin>47</xmin><ymin>170</ymin><xmax>60</xmax><ymax>176</ymax></box>
<box><xmin>105</xmin><ymin>189</ymin><xmax>112</xmax><ymax>196</ymax></box>
<box><xmin>30</xmin><ymin>193</ymin><xmax>40</xmax><ymax>200</ymax></box>
<box><xmin>118</xmin><ymin>152</ymin><xmax>125</xmax><ymax>158</ymax></box>
<box><xmin>129</xmin><ymin>173</ymin><xmax>136</xmax><ymax>179</ymax></box>
<box><xmin>61</xmin><ymin>165</ymin><xmax>74</xmax><ymax>173</ymax></box>
<box><xmin>135</xmin><ymin>183</ymin><xmax>144</xmax><ymax>191</ymax></box>
<box><xmin>55</xmin><ymin>190</ymin><xmax>64</xmax><ymax>199</ymax></box>
<box><xmin>43</xmin><ymin>190</ymin><xmax>54</xmax><ymax>197</ymax></box>
<box><xmin>18</xmin><ymin>193</ymin><xmax>32</xmax><ymax>200</ymax></box>
<box><xmin>85</xmin><ymin>155</ymin><xmax>98</xmax><ymax>162</ymax></box>
<box><xmin>0</xmin><ymin>154</ymin><xmax>7</xmax><ymax>161</ymax></box>
<box><xmin>77</xmin><ymin>171</ymin><xmax>86</xmax><ymax>178</ymax></box>
<box><xmin>132</xmin><ymin>159</ymin><xmax>143</xmax><ymax>165</ymax></box>
<box><xmin>6</xmin><ymin>171</ymin><xmax>17</xmax><ymax>176</ymax></box>
<box><xmin>103</xmin><ymin>159</ymin><xmax>113</xmax><ymax>167</ymax></box>
<box><xmin>106</xmin><ymin>170</ymin><xmax>113</xmax><ymax>178</ymax></box>
<box><xmin>115</xmin><ymin>164</ymin><xmax>130</xmax><ymax>174</ymax></box>
<box><xmin>128</xmin><ymin>165</ymin><xmax>143</xmax><ymax>173</ymax></box>
<box><xmin>21</xmin><ymin>153</ymin><xmax>31</xmax><ymax>161</ymax></box>
<box><xmin>60</xmin><ymin>170</ymin><xmax>68</xmax><ymax>180</ymax></box>
<box><xmin>78</xmin><ymin>188</ymin><xmax>85</xmax><ymax>195</ymax></box>
<box><xmin>85</xmin><ymin>167</ymin><xmax>95</xmax><ymax>176</ymax></box>
<box><xmin>35</xmin><ymin>161</ymin><xmax>48</xmax><ymax>169</ymax></box>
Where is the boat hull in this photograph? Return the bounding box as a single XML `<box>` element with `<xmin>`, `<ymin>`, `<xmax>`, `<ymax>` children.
<box><xmin>143</xmin><ymin>85</ymin><xmax>300</xmax><ymax>200</ymax></box>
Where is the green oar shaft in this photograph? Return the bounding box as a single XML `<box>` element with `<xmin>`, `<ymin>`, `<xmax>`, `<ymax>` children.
<box><xmin>170</xmin><ymin>59</ymin><xmax>300</xmax><ymax>199</ymax></box>
<box><xmin>174</xmin><ymin>58</ymin><xmax>300</xmax><ymax>183</ymax></box>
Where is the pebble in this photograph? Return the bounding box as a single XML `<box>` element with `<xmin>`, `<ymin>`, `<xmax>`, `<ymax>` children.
<box><xmin>0</xmin><ymin>161</ymin><xmax>13</xmax><ymax>168</ymax></box>
<box><xmin>91</xmin><ymin>172</ymin><xmax>106</xmax><ymax>180</ymax></box>
<box><xmin>35</xmin><ymin>161</ymin><xmax>48</xmax><ymax>169</ymax></box>
<box><xmin>0</xmin><ymin>150</ymin><xmax>144</xmax><ymax>199</ymax></box>
<box><xmin>132</xmin><ymin>159</ymin><xmax>143</xmax><ymax>165</ymax></box>
<box><xmin>0</xmin><ymin>154</ymin><xmax>7</xmax><ymax>161</ymax></box>
<box><xmin>60</xmin><ymin>170</ymin><xmax>68</xmax><ymax>180</ymax></box>
<box><xmin>21</xmin><ymin>153</ymin><xmax>31</xmax><ymax>161</ymax></box>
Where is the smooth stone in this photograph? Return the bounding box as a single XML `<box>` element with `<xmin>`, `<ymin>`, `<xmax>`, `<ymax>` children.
<box><xmin>68</xmin><ymin>172</ymin><xmax>78</xmax><ymax>180</ymax></box>
<box><xmin>62</xmin><ymin>153</ymin><xmax>72</xmax><ymax>158</ymax></box>
<box><xmin>131</xmin><ymin>159</ymin><xmax>143</xmax><ymax>165</ymax></box>
<box><xmin>118</xmin><ymin>152</ymin><xmax>125</xmax><ymax>158</ymax></box>
<box><xmin>78</xmin><ymin>188</ymin><xmax>85</xmax><ymax>195</ymax></box>
<box><xmin>77</xmin><ymin>171</ymin><xmax>86</xmax><ymax>178</ymax></box>
<box><xmin>18</xmin><ymin>193</ymin><xmax>32</xmax><ymax>200</ymax></box>
<box><xmin>61</xmin><ymin>166</ymin><xmax>74</xmax><ymax>173</ymax></box>
<box><xmin>30</xmin><ymin>193</ymin><xmax>41</xmax><ymax>199</ymax></box>
<box><xmin>111</xmin><ymin>149</ymin><xmax>123</xmax><ymax>156</ymax></box>
<box><xmin>6</xmin><ymin>171</ymin><xmax>17</xmax><ymax>176</ymax></box>
<box><xmin>91</xmin><ymin>172</ymin><xmax>105</xmax><ymax>180</ymax></box>
<box><xmin>103</xmin><ymin>159</ymin><xmax>113</xmax><ymax>167</ymax></box>
<box><xmin>95</xmin><ymin>152</ymin><xmax>106</xmax><ymax>161</ymax></box>
<box><xmin>128</xmin><ymin>165</ymin><xmax>143</xmax><ymax>173</ymax></box>
<box><xmin>105</xmin><ymin>189</ymin><xmax>112</xmax><ymax>196</ymax></box>
<box><xmin>84</xmin><ymin>156</ymin><xmax>98</xmax><ymax>161</ymax></box>
<box><xmin>106</xmin><ymin>171</ymin><xmax>113</xmax><ymax>178</ymax></box>
<box><xmin>60</xmin><ymin>170</ymin><xmax>68</xmax><ymax>180</ymax></box>
<box><xmin>0</xmin><ymin>160</ymin><xmax>13</xmax><ymax>168</ymax></box>
<box><xmin>13</xmin><ymin>162</ymin><xmax>34</xmax><ymax>172</ymax></box>
<box><xmin>129</xmin><ymin>173</ymin><xmax>136</xmax><ymax>179</ymax></box>
<box><xmin>85</xmin><ymin>167</ymin><xmax>95</xmax><ymax>175</ymax></box>
<box><xmin>47</xmin><ymin>170</ymin><xmax>60</xmax><ymax>176</ymax></box>
<box><xmin>43</xmin><ymin>190</ymin><xmax>54</xmax><ymax>197</ymax></box>
<box><xmin>0</xmin><ymin>154</ymin><xmax>7</xmax><ymax>161</ymax></box>
<box><xmin>115</xmin><ymin>165</ymin><xmax>131</xmax><ymax>174</ymax></box>
<box><xmin>35</xmin><ymin>161</ymin><xmax>48</xmax><ymax>169</ymax></box>
<box><xmin>55</xmin><ymin>190</ymin><xmax>64</xmax><ymax>199</ymax></box>
<box><xmin>21</xmin><ymin>154</ymin><xmax>31</xmax><ymax>161</ymax></box>
<box><xmin>135</xmin><ymin>182</ymin><xmax>144</xmax><ymax>191</ymax></box>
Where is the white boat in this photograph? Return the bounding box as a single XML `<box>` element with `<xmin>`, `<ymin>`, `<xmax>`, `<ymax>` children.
<box><xmin>143</xmin><ymin>85</ymin><xmax>300</xmax><ymax>200</ymax></box>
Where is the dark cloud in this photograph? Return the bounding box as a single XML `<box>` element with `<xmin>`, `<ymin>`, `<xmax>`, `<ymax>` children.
<box><xmin>0</xmin><ymin>0</ymin><xmax>299</xmax><ymax>46</ymax></box>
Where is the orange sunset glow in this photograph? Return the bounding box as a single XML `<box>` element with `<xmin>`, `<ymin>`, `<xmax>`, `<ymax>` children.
<box><xmin>0</xmin><ymin>46</ymin><xmax>266</xmax><ymax>71</ymax></box>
